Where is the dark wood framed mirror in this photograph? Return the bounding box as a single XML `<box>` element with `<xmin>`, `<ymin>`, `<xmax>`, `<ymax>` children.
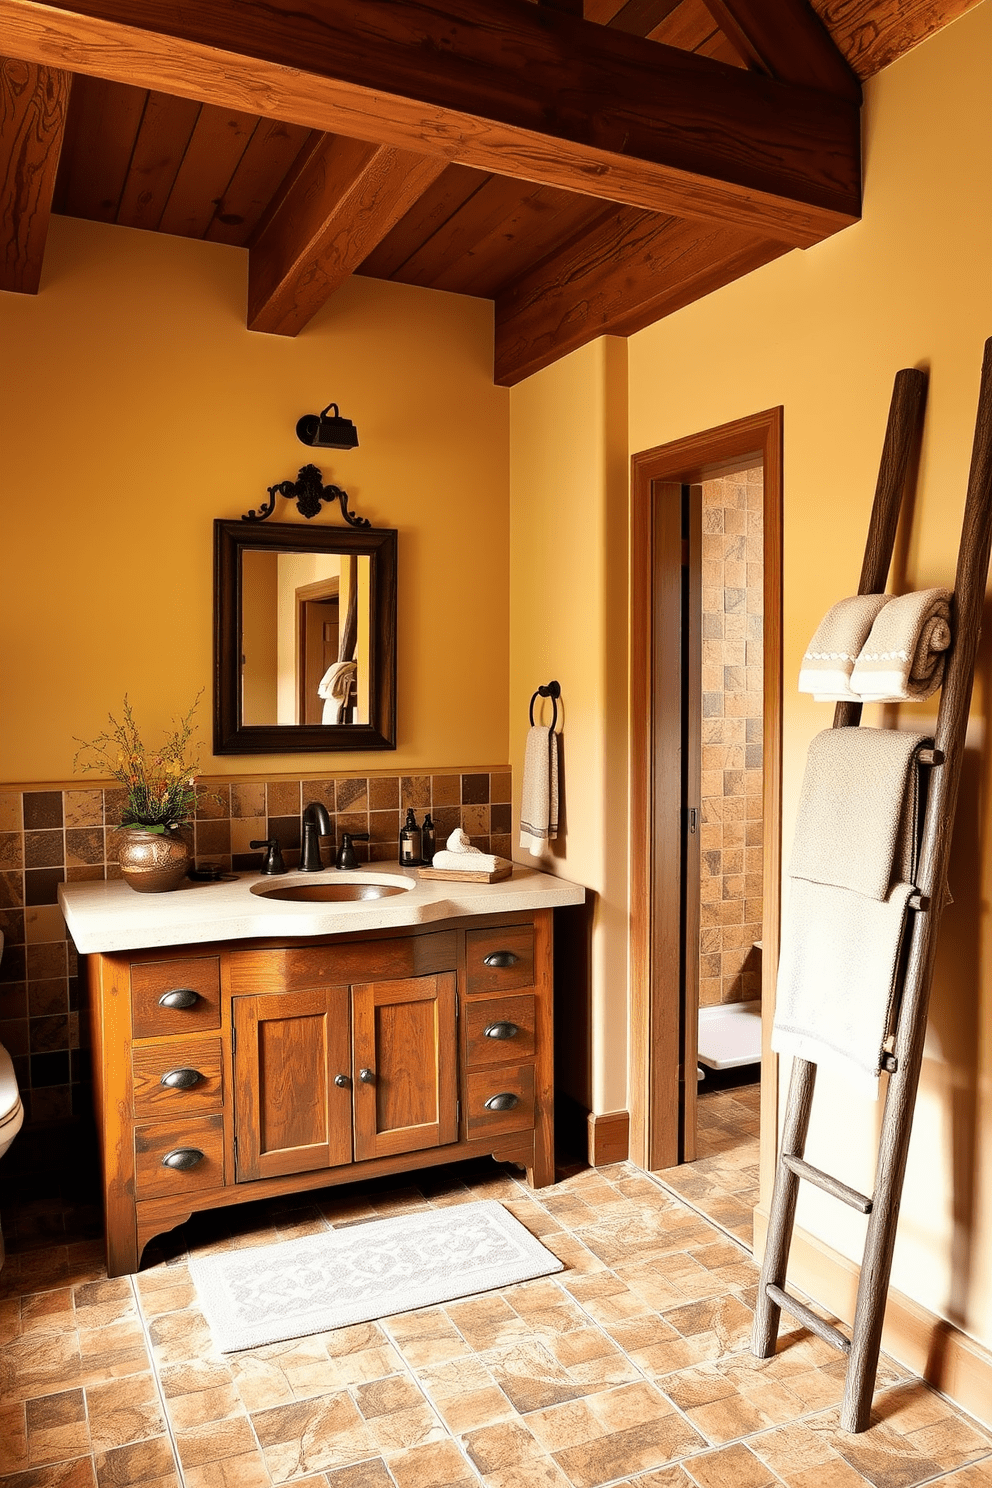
<box><xmin>214</xmin><ymin>519</ymin><xmax>397</xmax><ymax>753</ymax></box>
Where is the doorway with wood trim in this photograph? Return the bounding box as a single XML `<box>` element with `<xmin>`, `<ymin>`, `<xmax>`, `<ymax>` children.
<box><xmin>629</xmin><ymin>410</ymin><xmax>783</xmax><ymax>1240</ymax></box>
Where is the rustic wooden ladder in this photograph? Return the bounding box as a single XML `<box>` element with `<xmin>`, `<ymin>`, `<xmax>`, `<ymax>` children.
<box><xmin>752</xmin><ymin>338</ymin><xmax>992</xmax><ymax>1434</ymax></box>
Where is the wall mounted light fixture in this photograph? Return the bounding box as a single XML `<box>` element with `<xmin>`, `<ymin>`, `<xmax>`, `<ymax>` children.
<box><xmin>296</xmin><ymin>402</ymin><xmax>359</xmax><ymax>450</ymax></box>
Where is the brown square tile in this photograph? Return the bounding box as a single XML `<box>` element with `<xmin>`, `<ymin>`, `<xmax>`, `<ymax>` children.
<box><xmin>0</xmin><ymin>833</ymin><xmax>24</xmax><ymax>871</ymax></box>
<box><xmin>182</xmin><ymin>1450</ymin><xmax>269</xmax><ymax>1488</ymax></box>
<box><xmin>230</xmin><ymin>783</ymin><xmax>265</xmax><ymax>819</ymax></box>
<box><xmin>25</xmin><ymin>1389</ymin><xmax>90</xmax><ymax>1466</ymax></box>
<box><xmin>252</xmin><ymin>1391</ymin><xmax>375</xmax><ymax>1477</ymax></box>
<box><xmin>325</xmin><ymin>1459</ymin><xmax>395</xmax><ymax>1488</ymax></box>
<box><xmin>173</xmin><ymin>1416</ymin><xmax>257</xmax><ymax>1469</ymax></box>
<box><xmin>23</xmin><ymin>793</ymin><xmax>63</xmax><ymax>830</ymax></box>
<box><xmin>0</xmin><ymin>793</ymin><xmax>23</xmax><ymax>832</ymax></box>
<box><xmin>24</xmin><ymin>869</ymin><xmax>65</xmax><ymax>907</ymax></box>
<box><xmin>25</xmin><ymin>832</ymin><xmax>64</xmax><ymax>870</ymax></box>
<box><xmin>0</xmin><ymin>1400</ymin><xmax>28</xmax><ymax>1472</ymax></box>
<box><xmin>65</xmin><ymin>829</ymin><xmax>104</xmax><ymax>868</ymax></box>
<box><xmin>387</xmin><ymin>1438</ymin><xmax>475</xmax><ymax>1488</ymax></box>
<box><xmin>86</xmin><ymin>1374</ymin><xmax>166</xmax><ymax>1453</ymax></box>
<box><xmin>368</xmin><ymin>778</ymin><xmax>400</xmax><ymax>810</ymax></box>
<box><xmin>195</xmin><ymin>821</ymin><xmax>232</xmax><ymax>857</ymax></box>
<box><xmin>0</xmin><ymin>1459</ymin><xmax>99</xmax><ymax>1488</ymax></box>
<box><xmin>461</xmin><ymin>774</ymin><xmax>489</xmax><ymax>804</ymax></box>
<box><xmin>337</xmin><ymin>778</ymin><xmax>369</xmax><ymax>813</ymax></box>
<box><xmin>266</xmin><ymin>780</ymin><xmax>301</xmax><ymax>817</ymax></box>
<box><xmin>490</xmin><ymin>772</ymin><xmax>512</xmax><ymax>805</ymax></box>
<box><xmin>430</xmin><ymin>776</ymin><xmax>461</xmax><ymax>807</ymax></box>
<box><xmin>401</xmin><ymin>777</ymin><xmax>431</xmax><ymax>810</ymax></box>
<box><xmin>461</xmin><ymin>804</ymin><xmax>490</xmax><ymax>837</ymax></box>
<box><xmin>303</xmin><ymin>781</ymin><xmax>337</xmax><ymax>814</ymax></box>
<box><xmin>93</xmin><ymin>1434</ymin><xmax>179</xmax><ymax>1488</ymax></box>
<box><xmin>681</xmin><ymin>1441</ymin><xmax>779</xmax><ymax>1487</ymax></box>
<box><xmin>463</xmin><ymin>1419</ymin><xmax>543</xmax><ymax>1474</ymax></box>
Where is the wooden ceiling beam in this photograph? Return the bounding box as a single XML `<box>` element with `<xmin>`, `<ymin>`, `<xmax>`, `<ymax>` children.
<box><xmin>247</xmin><ymin>133</ymin><xmax>447</xmax><ymax>337</ymax></box>
<box><xmin>0</xmin><ymin>0</ymin><xmax>860</xmax><ymax>248</ymax></box>
<box><xmin>810</xmin><ymin>0</ymin><xmax>982</xmax><ymax>80</ymax></box>
<box><xmin>703</xmin><ymin>0</ymin><xmax>861</xmax><ymax>101</ymax></box>
<box><xmin>494</xmin><ymin>207</ymin><xmax>786</xmax><ymax>385</ymax></box>
<box><xmin>0</xmin><ymin>55</ymin><xmax>69</xmax><ymax>293</ymax></box>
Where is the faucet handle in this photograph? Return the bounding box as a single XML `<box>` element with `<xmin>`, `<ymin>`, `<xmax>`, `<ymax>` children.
<box><xmin>250</xmin><ymin>838</ymin><xmax>287</xmax><ymax>875</ymax></box>
<box><xmin>336</xmin><ymin>832</ymin><xmax>370</xmax><ymax>870</ymax></box>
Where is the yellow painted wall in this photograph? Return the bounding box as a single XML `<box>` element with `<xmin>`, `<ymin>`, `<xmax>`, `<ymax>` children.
<box><xmin>509</xmin><ymin>337</ymin><xmax>630</xmax><ymax>1114</ymax></box>
<box><xmin>0</xmin><ymin>215</ymin><xmax>510</xmax><ymax>783</ymax></box>
<box><xmin>624</xmin><ymin>4</ymin><xmax>992</xmax><ymax>1351</ymax></box>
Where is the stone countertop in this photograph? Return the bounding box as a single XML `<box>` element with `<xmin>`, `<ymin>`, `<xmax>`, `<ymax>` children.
<box><xmin>58</xmin><ymin>862</ymin><xmax>586</xmax><ymax>954</ymax></box>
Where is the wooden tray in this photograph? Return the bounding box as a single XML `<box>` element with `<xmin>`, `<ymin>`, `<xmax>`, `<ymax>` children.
<box><xmin>418</xmin><ymin>863</ymin><xmax>513</xmax><ymax>883</ymax></box>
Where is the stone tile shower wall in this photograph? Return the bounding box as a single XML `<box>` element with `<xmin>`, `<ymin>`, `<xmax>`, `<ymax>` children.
<box><xmin>699</xmin><ymin>467</ymin><xmax>764</xmax><ymax>1007</ymax></box>
<box><xmin>0</xmin><ymin>769</ymin><xmax>511</xmax><ymax>1124</ymax></box>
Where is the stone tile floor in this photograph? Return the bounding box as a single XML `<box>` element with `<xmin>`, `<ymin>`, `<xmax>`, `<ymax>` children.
<box><xmin>655</xmin><ymin>1080</ymin><xmax>762</xmax><ymax>1248</ymax></box>
<box><xmin>1</xmin><ymin>1118</ymin><xmax>991</xmax><ymax>1488</ymax></box>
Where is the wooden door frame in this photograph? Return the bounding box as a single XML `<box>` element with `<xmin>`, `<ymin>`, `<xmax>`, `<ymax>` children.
<box><xmin>629</xmin><ymin>408</ymin><xmax>783</xmax><ymax>1201</ymax></box>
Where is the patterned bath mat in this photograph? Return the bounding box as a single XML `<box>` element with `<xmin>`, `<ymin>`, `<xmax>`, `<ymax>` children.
<box><xmin>188</xmin><ymin>1200</ymin><xmax>563</xmax><ymax>1351</ymax></box>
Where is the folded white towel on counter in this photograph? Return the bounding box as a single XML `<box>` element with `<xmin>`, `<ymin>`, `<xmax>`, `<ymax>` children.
<box><xmin>849</xmin><ymin>587</ymin><xmax>952</xmax><ymax>701</ymax></box>
<box><xmin>431</xmin><ymin>850</ymin><xmax>509</xmax><ymax>874</ymax></box>
<box><xmin>520</xmin><ymin>725</ymin><xmax>559</xmax><ymax>857</ymax></box>
<box><xmin>772</xmin><ymin>877</ymin><xmax>914</xmax><ymax>1097</ymax></box>
<box><xmin>789</xmin><ymin>727</ymin><xmax>931</xmax><ymax>899</ymax></box>
<box><xmin>798</xmin><ymin>594</ymin><xmax>892</xmax><ymax>700</ymax></box>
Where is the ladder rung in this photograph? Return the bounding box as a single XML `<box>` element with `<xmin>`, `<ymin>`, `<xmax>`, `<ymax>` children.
<box><xmin>765</xmin><ymin>1284</ymin><xmax>851</xmax><ymax>1354</ymax></box>
<box><xmin>782</xmin><ymin>1155</ymin><xmax>873</xmax><ymax>1213</ymax></box>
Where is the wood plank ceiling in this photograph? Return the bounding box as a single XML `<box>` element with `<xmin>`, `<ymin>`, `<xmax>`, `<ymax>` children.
<box><xmin>0</xmin><ymin>0</ymin><xmax>980</xmax><ymax>385</ymax></box>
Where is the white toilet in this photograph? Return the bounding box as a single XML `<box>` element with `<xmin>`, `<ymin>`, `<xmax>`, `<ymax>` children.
<box><xmin>0</xmin><ymin>933</ymin><xmax>25</xmax><ymax>1269</ymax></box>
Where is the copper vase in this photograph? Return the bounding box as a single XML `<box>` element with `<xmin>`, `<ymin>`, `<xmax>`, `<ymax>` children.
<box><xmin>117</xmin><ymin>828</ymin><xmax>191</xmax><ymax>893</ymax></box>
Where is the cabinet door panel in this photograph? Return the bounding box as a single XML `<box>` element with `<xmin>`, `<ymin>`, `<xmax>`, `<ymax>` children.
<box><xmin>352</xmin><ymin>973</ymin><xmax>457</xmax><ymax>1161</ymax></box>
<box><xmin>233</xmin><ymin>989</ymin><xmax>352</xmax><ymax>1181</ymax></box>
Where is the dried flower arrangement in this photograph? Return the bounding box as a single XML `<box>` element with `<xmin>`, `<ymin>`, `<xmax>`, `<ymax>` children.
<box><xmin>74</xmin><ymin>693</ymin><xmax>204</xmax><ymax>831</ymax></box>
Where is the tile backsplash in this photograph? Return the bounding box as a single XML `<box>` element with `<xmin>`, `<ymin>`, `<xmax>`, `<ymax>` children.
<box><xmin>0</xmin><ymin>768</ymin><xmax>512</xmax><ymax>1125</ymax></box>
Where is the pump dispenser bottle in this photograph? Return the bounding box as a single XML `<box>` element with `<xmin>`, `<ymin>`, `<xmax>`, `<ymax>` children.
<box><xmin>399</xmin><ymin>808</ymin><xmax>422</xmax><ymax>866</ymax></box>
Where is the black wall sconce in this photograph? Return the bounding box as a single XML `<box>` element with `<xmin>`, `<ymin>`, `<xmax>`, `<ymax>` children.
<box><xmin>296</xmin><ymin>402</ymin><xmax>359</xmax><ymax>450</ymax></box>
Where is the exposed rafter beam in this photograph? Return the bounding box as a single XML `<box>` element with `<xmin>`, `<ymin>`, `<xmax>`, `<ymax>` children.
<box><xmin>0</xmin><ymin>0</ymin><xmax>860</xmax><ymax>249</ymax></box>
<box><xmin>248</xmin><ymin>134</ymin><xmax>447</xmax><ymax>336</ymax></box>
<box><xmin>811</xmin><ymin>0</ymin><xmax>982</xmax><ymax>80</ymax></box>
<box><xmin>704</xmin><ymin>0</ymin><xmax>860</xmax><ymax>101</ymax></box>
<box><xmin>0</xmin><ymin>54</ymin><xmax>69</xmax><ymax>293</ymax></box>
<box><xmin>494</xmin><ymin>208</ymin><xmax>786</xmax><ymax>384</ymax></box>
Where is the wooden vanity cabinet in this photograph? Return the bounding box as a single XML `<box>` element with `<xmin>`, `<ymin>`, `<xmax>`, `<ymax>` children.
<box><xmin>88</xmin><ymin>909</ymin><xmax>554</xmax><ymax>1277</ymax></box>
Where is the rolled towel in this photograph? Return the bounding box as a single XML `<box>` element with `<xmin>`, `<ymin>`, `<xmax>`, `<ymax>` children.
<box><xmin>850</xmin><ymin>588</ymin><xmax>952</xmax><ymax>701</ymax></box>
<box><xmin>431</xmin><ymin>849</ymin><xmax>508</xmax><ymax>874</ymax></box>
<box><xmin>445</xmin><ymin>829</ymin><xmax>475</xmax><ymax>853</ymax></box>
<box><xmin>798</xmin><ymin>595</ymin><xmax>892</xmax><ymax>700</ymax></box>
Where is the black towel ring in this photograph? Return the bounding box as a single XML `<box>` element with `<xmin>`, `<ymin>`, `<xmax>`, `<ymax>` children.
<box><xmin>529</xmin><ymin>679</ymin><xmax>561</xmax><ymax>730</ymax></box>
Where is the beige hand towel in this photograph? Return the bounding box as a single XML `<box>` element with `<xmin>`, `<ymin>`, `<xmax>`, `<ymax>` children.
<box><xmin>519</xmin><ymin>725</ymin><xmax>559</xmax><ymax>857</ymax></box>
<box><xmin>431</xmin><ymin>849</ymin><xmax>507</xmax><ymax>873</ymax></box>
<box><xmin>850</xmin><ymin>588</ymin><xmax>952</xmax><ymax>701</ymax></box>
<box><xmin>771</xmin><ymin>877</ymin><xmax>914</xmax><ymax>1098</ymax></box>
<box><xmin>789</xmin><ymin>727</ymin><xmax>931</xmax><ymax>899</ymax></box>
<box><xmin>317</xmin><ymin>660</ymin><xmax>357</xmax><ymax>725</ymax></box>
<box><xmin>798</xmin><ymin>594</ymin><xmax>893</xmax><ymax>700</ymax></box>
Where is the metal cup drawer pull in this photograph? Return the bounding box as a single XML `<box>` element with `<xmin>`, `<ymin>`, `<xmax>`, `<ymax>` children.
<box><xmin>161</xmin><ymin>1148</ymin><xmax>205</xmax><ymax>1171</ymax></box>
<box><xmin>483</xmin><ymin>951</ymin><xmax>519</xmax><ymax>968</ymax></box>
<box><xmin>157</xmin><ymin>988</ymin><xmax>199</xmax><ymax>1010</ymax></box>
<box><xmin>484</xmin><ymin>1021</ymin><xmax>520</xmax><ymax>1041</ymax></box>
<box><xmin>159</xmin><ymin>1067</ymin><xmax>202</xmax><ymax>1090</ymax></box>
<box><xmin>484</xmin><ymin>1092</ymin><xmax>520</xmax><ymax>1111</ymax></box>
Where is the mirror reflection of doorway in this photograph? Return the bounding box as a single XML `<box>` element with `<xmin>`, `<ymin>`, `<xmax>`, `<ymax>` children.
<box><xmin>296</xmin><ymin>579</ymin><xmax>340</xmax><ymax>725</ymax></box>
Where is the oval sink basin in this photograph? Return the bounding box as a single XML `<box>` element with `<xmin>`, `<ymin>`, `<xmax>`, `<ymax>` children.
<box><xmin>250</xmin><ymin>879</ymin><xmax>412</xmax><ymax>903</ymax></box>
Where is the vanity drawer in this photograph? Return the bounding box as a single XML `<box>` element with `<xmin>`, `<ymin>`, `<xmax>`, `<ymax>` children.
<box><xmin>132</xmin><ymin>1037</ymin><xmax>223</xmax><ymax>1119</ymax></box>
<box><xmin>464</xmin><ymin>926</ymin><xmax>534</xmax><ymax>996</ymax></box>
<box><xmin>464</xmin><ymin>1063</ymin><xmax>535</xmax><ymax>1140</ymax></box>
<box><xmin>228</xmin><ymin>932</ymin><xmax>456</xmax><ymax>994</ymax></box>
<box><xmin>134</xmin><ymin>1113</ymin><xmax>225</xmax><ymax>1199</ymax></box>
<box><xmin>464</xmin><ymin>995</ymin><xmax>536</xmax><ymax>1068</ymax></box>
<box><xmin>131</xmin><ymin>956</ymin><xmax>221</xmax><ymax>1038</ymax></box>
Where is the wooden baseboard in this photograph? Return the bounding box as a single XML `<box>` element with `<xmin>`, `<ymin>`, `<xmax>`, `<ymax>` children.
<box><xmin>587</xmin><ymin>1109</ymin><xmax>630</xmax><ymax>1166</ymax></box>
<box><xmin>753</xmin><ymin>1207</ymin><xmax>992</xmax><ymax>1429</ymax></box>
